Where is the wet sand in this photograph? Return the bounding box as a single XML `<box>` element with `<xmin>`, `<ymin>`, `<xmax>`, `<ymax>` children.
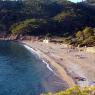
<box><xmin>22</xmin><ymin>41</ymin><xmax>95</xmax><ymax>87</ymax></box>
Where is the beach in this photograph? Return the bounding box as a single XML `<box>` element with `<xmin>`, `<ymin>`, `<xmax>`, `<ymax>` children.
<box><xmin>22</xmin><ymin>40</ymin><xmax>95</xmax><ymax>88</ymax></box>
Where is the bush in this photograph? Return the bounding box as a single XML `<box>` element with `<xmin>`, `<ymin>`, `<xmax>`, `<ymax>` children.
<box><xmin>83</xmin><ymin>27</ymin><xmax>94</xmax><ymax>39</ymax></box>
<box><xmin>75</xmin><ymin>27</ymin><xmax>95</xmax><ymax>47</ymax></box>
<box><xmin>82</xmin><ymin>36</ymin><xmax>95</xmax><ymax>46</ymax></box>
<box><xmin>63</xmin><ymin>37</ymin><xmax>72</xmax><ymax>44</ymax></box>
<box><xmin>76</xmin><ymin>31</ymin><xmax>84</xmax><ymax>41</ymax></box>
<box><xmin>42</xmin><ymin>86</ymin><xmax>95</xmax><ymax>95</ymax></box>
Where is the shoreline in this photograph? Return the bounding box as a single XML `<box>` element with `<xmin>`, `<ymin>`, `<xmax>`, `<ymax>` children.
<box><xmin>23</xmin><ymin>43</ymin><xmax>55</xmax><ymax>74</ymax></box>
<box><xmin>1</xmin><ymin>39</ymin><xmax>95</xmax><ymax>88</ymax></box>
<box><xmin>22</xmin><ymin>42</ymin><xmax>71</xmax><ymax>93</ymax></box>
<box><xmin>0</xmin><ymin>40</ymin><xmax>70</xmax><ymax>93</ymax></box>
<box><xmin>21</xmin><ymin>41</ymin><xmax>75</xmax><ymax>88</ymax></box>
<box><xmin>21</xmin><ymin>40</ymin><xmax>95</xmax><ymax>88</ymax></box>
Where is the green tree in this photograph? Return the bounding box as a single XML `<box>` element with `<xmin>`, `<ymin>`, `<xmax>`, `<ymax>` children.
<box><xmin>83</xmin><ymin>27</ymin><xmax>94</xmax><ymax>39</ymax></box>
<box><xmin>76</xmin><ymin>31</ymin><xmax>84</xmax><ymax>41</ymax></box>
<box><xmin>82</xmin><ymin>36</ymin><xmax>95</xmax><ymax>46</ymax></box>
<box><xmin>10</xmin><ymin>19</ymin><xmax>47</xmax><ymax>38</ymax></box>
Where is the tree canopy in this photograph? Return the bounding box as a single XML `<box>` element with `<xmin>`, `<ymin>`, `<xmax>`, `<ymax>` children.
<box><xmin>0</xmin><ymin>0</ymin><xmax>95</xmax><ymax>46</ymax></box>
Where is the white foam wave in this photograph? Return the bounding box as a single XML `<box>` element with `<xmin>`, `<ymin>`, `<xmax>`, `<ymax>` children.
<box><xmin>23</xmin><ymin>44</ymin><xmax>40</xmax><ymax>58</ymax></box>
<box><xmin>42</xmin><ymin>60</ymin><xmax>53</xmax><ymax>72</ymax></box>
<box><xmin>23</xmin><ymin>44</ymin><xmax>56</xmax><ymax>75</ymax></box>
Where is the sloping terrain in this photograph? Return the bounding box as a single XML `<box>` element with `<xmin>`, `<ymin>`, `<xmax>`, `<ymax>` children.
<box><xmin>0</xmin><ymin>0</ymin><xmax>95</xmax><ymax>40</ymax></box>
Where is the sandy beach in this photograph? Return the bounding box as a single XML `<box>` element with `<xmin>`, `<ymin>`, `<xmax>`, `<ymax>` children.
<box><xmin>22</xmin><ymin>40</ymin><xmax>95</xmax><ymax>88</ymax></box>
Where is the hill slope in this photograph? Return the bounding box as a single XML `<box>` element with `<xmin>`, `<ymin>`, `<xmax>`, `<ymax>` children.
<box><xmin>0</xmin><ymin>0</ymin><xmax>95</xmax><ymax>46</ymax></box>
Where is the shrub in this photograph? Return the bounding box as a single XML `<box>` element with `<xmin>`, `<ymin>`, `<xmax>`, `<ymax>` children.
<box><xmin>76</xmin><ymin>31</ymin><xmax>84</xmax><ymax>41</ymax></box>
<box><xmin>42</xmin><ymin>86</ymin><xmax>95</xmax><ymax>95</ymax></box>
<box><xmin>75</xmin><ymin>27</ymin><xmax>95</xmax><ymax>46</ymax></box>
<box><xmin>83</xmin><ymin>27</ymin><xmax>94</xmax><ymax>39</ymax></box>
<box><xmin>63</xmin><ymin>37</ymin><xmax>72</xmax><ymax>44</ymax></box>
<box><xmin>82</xmin><ymin>36</ymin><xmax>95</xmax><ymax>46</ymax></box>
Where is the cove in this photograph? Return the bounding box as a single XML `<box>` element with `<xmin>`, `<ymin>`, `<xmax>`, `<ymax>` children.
<box><xmin>0</xmin><ymin>40</ymin><xmax>65</xmax><ymax>95</ymax></box>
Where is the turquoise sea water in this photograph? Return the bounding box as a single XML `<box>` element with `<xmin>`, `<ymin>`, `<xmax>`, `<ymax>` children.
<box><xmin>0</xmin><ymin>41</ymin><xmax>65</xmax><ymax>95</ymax></box>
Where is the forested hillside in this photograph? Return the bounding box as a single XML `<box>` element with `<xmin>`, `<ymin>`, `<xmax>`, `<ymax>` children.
<box><xmin>0</xmin><ymin>0</ymin><xmax>95</xmax><ymax>46</ymax></box>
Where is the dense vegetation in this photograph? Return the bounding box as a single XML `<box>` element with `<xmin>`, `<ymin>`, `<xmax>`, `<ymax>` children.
<box><xmin>0</xmin><ymin>0</ymin><xmax>95</xmax><ymax>46</ymax></box>
<box><xmin>75</xmin><ymin>27</ymin><xmax>95</xmax><ymax>46</ymax></box>
<box><xmin>42</xmin><ymin>86</ymin><xmax>95</xmax><ymax>95</ymax></box>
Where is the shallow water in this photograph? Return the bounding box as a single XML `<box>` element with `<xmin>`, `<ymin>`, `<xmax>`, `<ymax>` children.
<box><xmin>0</xmin><ymin>41</ymin><xmax>65</xmax><ymax>95</ymax></box>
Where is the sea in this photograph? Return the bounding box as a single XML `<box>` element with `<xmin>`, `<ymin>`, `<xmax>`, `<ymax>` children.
<box><xmin>0</xmin><ymin>40</ymin><xmax>66</xmax><ymax>95</ymax></box>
